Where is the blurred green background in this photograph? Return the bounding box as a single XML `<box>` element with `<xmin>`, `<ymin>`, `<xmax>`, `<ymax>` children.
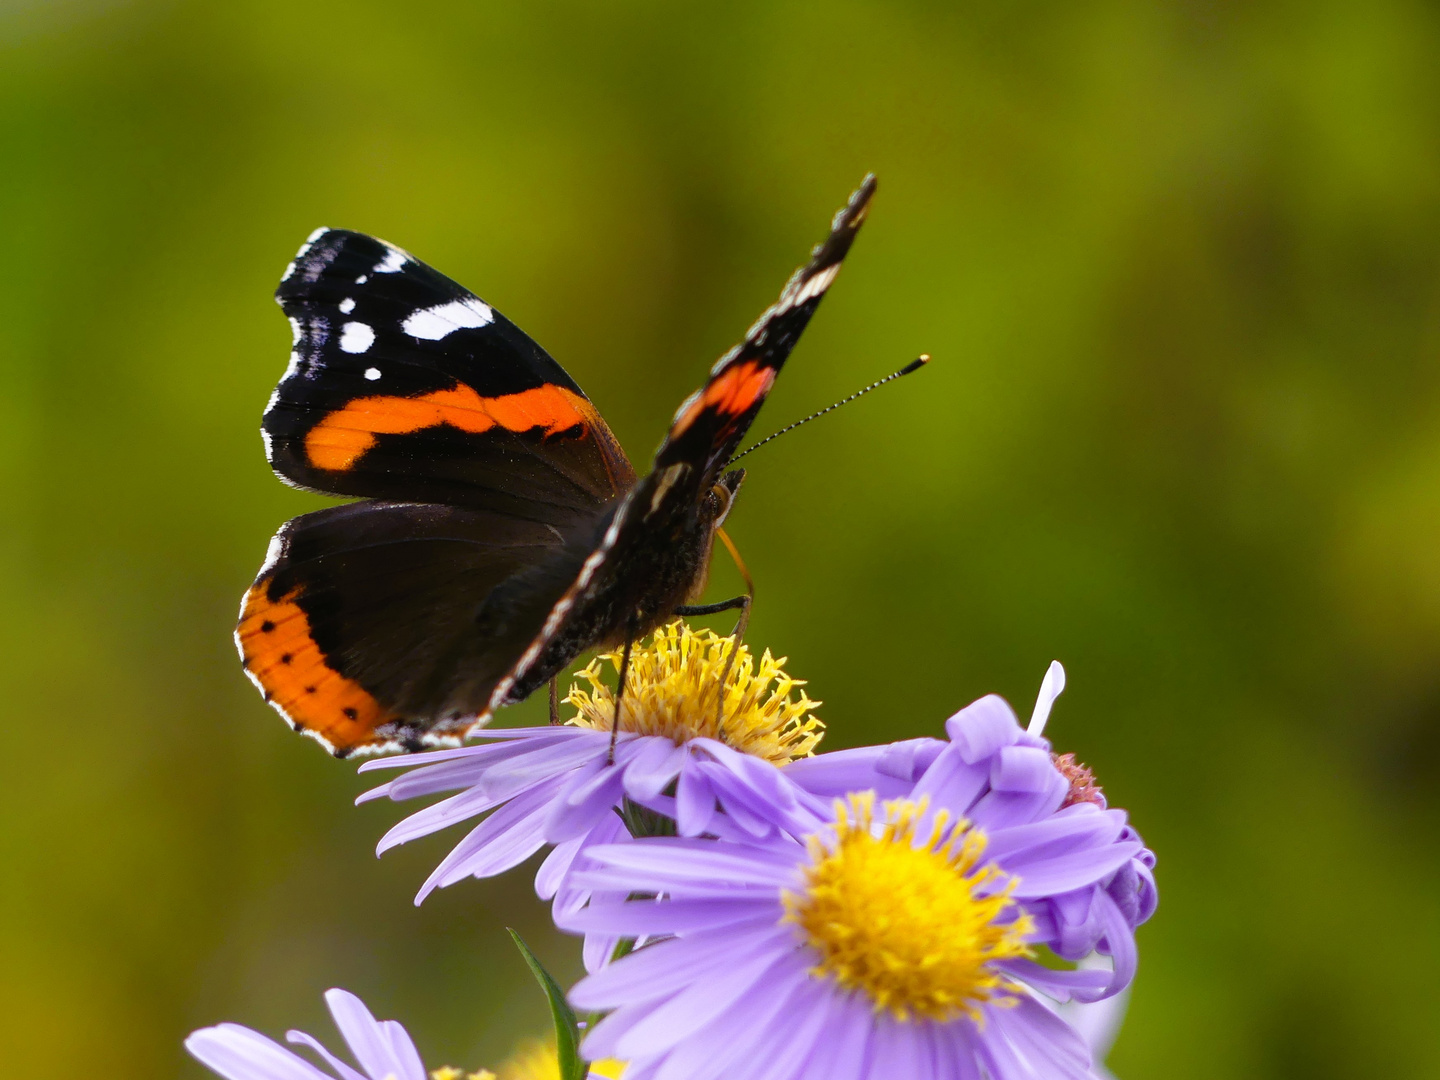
<box><xmin>3</xmin><ymin>1</ymin><xmax>1439</xmax><ymax>1077</ymax></box>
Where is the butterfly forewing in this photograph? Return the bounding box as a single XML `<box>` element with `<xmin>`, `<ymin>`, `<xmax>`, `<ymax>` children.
<box><xmin>266</xmin><ymin>229</ymin><xmax>635</xmax><ymax>520</ymax></box>
<box><xmin>487</xmin><ymin>177</ymin><xmax>878</xmax><ymax>712</ymax></box>
<box><xmin>656</xmin><ymin>174</ymin><xmax>876</xmax><ymax>485</ymax></box>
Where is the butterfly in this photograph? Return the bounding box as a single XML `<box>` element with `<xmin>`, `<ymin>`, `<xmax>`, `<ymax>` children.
<box><xmin>236</xmin><ymin>175</ymin><xmax>876</xmax><ymax>756</ymax></box>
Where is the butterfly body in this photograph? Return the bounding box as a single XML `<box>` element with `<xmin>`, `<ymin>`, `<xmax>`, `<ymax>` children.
<box><xmin>238</xmin><ymin>177</ymin><xmax>875</xmax><ymax>756</ymax></box>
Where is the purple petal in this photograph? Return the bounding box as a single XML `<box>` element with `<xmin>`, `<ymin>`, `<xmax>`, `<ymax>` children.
<box><xmin>535</xmin><ymin>834</ymin><xmax>585</xmax><ymax>901</ymax></box>
<box><xmin>866</xmin><ymin>1014</ymin><xmax>925</xmax><ymax>1080</ymax></box>
<box><xmin>994</xmin><ymin>958</ymin><xmax>1113</xmax><ymax>1003</ymax></box>
<box><xmin>913</xmin><ymin>1021</ymin><xmax>954</xmax><ymax>1080</ymax></box>
<box><xmin>185</xmin><ymin>1024</ymin><xmax>335</xmax><ymax>1080</ymax></box>
<box><xmin>324</xmin><ymin>989</ymin><xmax>426</xmax><ymax>1080</ymax></box>
<box><xmin>583</xmin><ymin>930</ymin><xmax>621</xmax><ymax>974</ymax></box>
<box><xmin>575</xmin><ymin>838</ymin><xmax>798</xmax><ymax>893</ymax></box>
<box><xmin>621</xmin><ymin>737</ymin><xmax>688</xmax><ymax>802</ymax></box>
<box><xmin>570</xmin><ymin>923</ymin><xmax>792</xmax><ymax>1012</ymax></box>
<box><xmin>644</xmin><ymin>963</ymin><xmax>792</xmax><ymax>1080</ymax></box>
<box><xmin>356</xmin><ymin>740</ymin><xmax>506</xmax><ymax>773</ymax></box>
<box><xmin>991</xmin><ymin>996</ymin><xmax>1092</xmax><ymax>1079</ymax></box>
<box><xmin>373</xmin><ymin>784</ymin><xmax>507</xmax><ymax>854</ymax></box>
<box><xmin>609</xmin><ymin>948</ymin><xmax>794</xmax><ymax>1060</ymax></box>
<box><xmin>545</xmin><ymin>758</ymin><xmax>627</xmax><ymax>842</ymax></box>
<box><xmin>802</xmin><ymin>992</ymin><xmax>874</xmax><ymax>1080</ymax></box>
<box><xmin>947</xmin><ymin>1021</ymin><xmax>985</xmax><ymax>1080</ymax></box>
<box><xmin>561</xmin><ymin>896</ymin><xmax>781</xmax><ymax>937</ymax></box>
<box><xmin>692</xmin><ymin>760</ymin><xmax>781</xmax><ymax>836</ymax></box>
<box><xmin>283</xmin><ymin>1031</ymin><xmax>370</xmax><ymax>1080</ymax></box>
<box><xmin>651</xmin><ymin>955</ymin><xmax>814</xmax><ymax>1080</ymax></box>
<box><xmin>1008</xmin><ymin>841</ymin><xmax>1144</xmax><ymax>898</ymax></box>
<box><xmin>786</xmin><ymin>746</ymin><xmax>908</xmax><ymax>800</ymax></box>
<box><xmin>909</xmin><ymin>744</ymin><xmax>990</xmax><ymax>818</ymax></box>
<box><xmin>359</xmin><ymin>736</ymin><xmax>568</xmax><ymax>800</ymax></box>
<box><xmin>983</xmin><ymin>808</ymin><xmax>1125</xmax><ymax>867</ymax></box>
<box><xmin>1094</xmin><ymin>889</ymin><xmax>1138</xmax><ymax>996</ymax></box>
<box><xmin>742</xmin><ymin>976</ymin><xmax>837</xmax><ymax>1080</ymax></box>
<box><xmin>1055</xmin><ymin>975</ymin><xmax>1130</xmax><ymax>1060</ymax></box>
<box><xmin>944</xmin><ymin>695</ymin><xmax>1022</xmax><ymax>763</ymax></box>
<box><xmin>877</xmin><ymin>737</ymin><xmax>947</xmax><ymax>782</ymax></box>
<box><xmin>968</xmin><ymin>782</ymin><xmax>1066</xmax><ymax>830</ymax></box>
<box><xmin>481</xmin><ymin>734</ymin><xmax>612</xmax><ymax>802</ymax></box>
<box><xmin>989</xmin><ymin>745</ymin><xmax>1061</xmax><ymax>794</ymax></box>
<box><xmin>579</xmin><ymin>1003</ymin><xmax>661</xmax><ymax>1065</ymax></box>
<box><xmin>413</xmin><ymin>777</ymin><xmax>562</xmax><ymax>902</ymax></box>
<box><xmin>675</xmin><ymin>764</ymin><xmax>718</xmax><ymax>835</ymax></box>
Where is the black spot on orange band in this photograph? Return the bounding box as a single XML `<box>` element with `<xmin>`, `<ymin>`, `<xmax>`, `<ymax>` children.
<box><xmin>238</xmin><ymin>581</ymin><xmax>397</xmax><ymax>754</ymax></box>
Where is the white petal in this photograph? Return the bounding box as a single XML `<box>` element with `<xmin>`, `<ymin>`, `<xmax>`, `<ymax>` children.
<box><xmin>1027</xmin><ymin>660</ymin><xmax>1067</xmax><ymax>736</ymax></box>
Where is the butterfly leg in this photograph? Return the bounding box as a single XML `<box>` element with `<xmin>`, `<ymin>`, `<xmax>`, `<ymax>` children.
<box><xmin>674</xmin><ymin>597</ymin><xmax>749</xmax><ymax>617</ymax></box>
<box><xmin>674</xmin><ymin>594</ymin><xmax>753</xmax><ymax>735</ymax></box>
<box><xmin>549</xmin><ymin>675</ymin><xmax>560</xmax><ymax>726</ymax></box>
<box><xmin>608</xmin><ymin>614</ymin><xmax>640</xmax><ymax>765</ymax></box>
<box><xmin>676</xmin><ymin>525</ymin><xmax>755</xmax><ymax>735</ymax></box>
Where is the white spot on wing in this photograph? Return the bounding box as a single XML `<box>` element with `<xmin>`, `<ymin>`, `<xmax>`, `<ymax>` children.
<box><xmin>356</xmin><ymin>274</ymin><xmax>368</xmax><ymax>284</ymax></box>
<box><xmin>281</xmin><ymin>228</ymin><xmax>329</xmax><ymax>284</ymax></box>
<box><xmin>339</xmin><ymin>322</ymin><xmax>375</xmax><ymax>354</ymax></box>
<box><xmin>338</xmin><ymin>297</ymin><xmax>356</xmax><ymax>314</ymax></box>
<box><xmin>672</xmin><ymin>389</ymin><xmax>702</xmax><ymax>424</ymax></box>
<box><xmin>289</xmin><ymin>317</ymin><xmax>303</xmax><ymax>345</ymax></box>
<box><xmin>648</xmin><ymin>463</ymin><xmax>689</xmax><ymax>517</ymax></box>
<box><xmin>402</xmin><ymin>297</ymin><xmax>494</xmax><ymax>340</ymax></box>
<box><xmin>373</xmin><ymin>247</ymin><xmax>406</xmax><ymax>274</ymax></box>
<box><xmin>364</xmin><ymin>367</ymin><xmax>381</xmax><ymax>381</ymax></box>
<box><xmin>792</xmin><ymin>263</ymin><xmax>840</xmax><ymax>306</ymax></box>
<box><xmin>710</xmin><ymin>346</ymin><xmax>740</xmax><ymax>377</ymax></box>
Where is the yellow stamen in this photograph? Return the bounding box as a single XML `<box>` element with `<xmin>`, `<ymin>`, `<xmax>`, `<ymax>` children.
<box><xmin>457</xmin><ymin>1039</ymin><xmax>625</xmax><ymax>1080</ymax></box>
<box><xmin>565</xmin><ymin>620</ymin><xmax>823</xmax><ymax>764</ymax></box>
<box><xmin>783</xmin><ymin>794</ymin><xmax>1034</xmax><ymax>1022</ymax></box>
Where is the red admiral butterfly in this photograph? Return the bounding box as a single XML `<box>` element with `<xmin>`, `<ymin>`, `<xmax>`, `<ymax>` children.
<box><xmin>238</xmin><ymin>176</ymin><xmax>876</xmax><ymax>756</ymax></box>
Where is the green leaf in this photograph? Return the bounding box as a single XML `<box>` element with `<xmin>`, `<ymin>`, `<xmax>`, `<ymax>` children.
<box><xmin>507</xmin><ymin>928</ymin><xmax>587</xmax><ymax>1080</ymax></box>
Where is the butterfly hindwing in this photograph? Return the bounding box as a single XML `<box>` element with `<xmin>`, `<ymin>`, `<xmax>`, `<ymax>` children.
<box><xmin>266</xmin><ymin>229</ymin><xmax>635</xmax><ymax>520</ymax></box>
<box><xmin>237</xmin><ymin>499</ymin><xmax>596</xmax><ymax>756</ymax></box>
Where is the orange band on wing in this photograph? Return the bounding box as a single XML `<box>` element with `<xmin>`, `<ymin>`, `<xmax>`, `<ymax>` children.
<box><xmin>238</xmin><ymin>583</ymin><xmax>395</xmax><ymax>754</ymax></box>
<box><xmin>672</xmin><ymin>361</ymin><xmax>776</xmax><ymax>439</ymax></box>
<box><xmin>305</xmin><ymin>383</ymin><xmax>604</xmax><ymax>472</ymax></box>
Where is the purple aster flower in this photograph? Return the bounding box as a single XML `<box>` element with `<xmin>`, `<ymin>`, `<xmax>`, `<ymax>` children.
<box><xmin>785</xmin><ymin>661</ymin><xmax>1157</xmax><ymax>978</ymax></box>
<box><xmin>557</xmin><ymin>664</ymin><xmax>1155</xmax><ymax>1080</ymax></box>
<box><xmin>358</xmin><ymin>623</ymin><xmax>827</xmax><ymax>934</ymax></box>
<box><xmin>185</xmin><ymin>987</ymin><xmax>623</xmax><ymax>1080</ymax></box>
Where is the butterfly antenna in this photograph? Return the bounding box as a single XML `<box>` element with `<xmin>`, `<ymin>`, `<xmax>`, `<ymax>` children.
<box><xmin>727</xmin><ymin>354</ymin><xmax>930</xmax><ymax>466</ymax></box>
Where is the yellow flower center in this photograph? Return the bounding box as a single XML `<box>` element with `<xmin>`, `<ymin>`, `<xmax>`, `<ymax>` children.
<box><xmin>433</xmin><ymin>1042</ymin><xmax>624</xmax><ymax>1080</ymax></box>
<box><xmin>565</xmin><ymin>620</ymin><xmax>823</xmax><ymax>765</ymax></box>
<box><xmin>783</xmin><ymin>795</ymin><xmax>1034</xmax><ymax>1022</ymax></box>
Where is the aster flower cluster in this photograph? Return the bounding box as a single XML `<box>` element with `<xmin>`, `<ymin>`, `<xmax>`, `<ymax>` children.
<box><xmin>189</xmin><ymin>623</ymin><xmax>1156</xmax><ymax>1080</ymax></box>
